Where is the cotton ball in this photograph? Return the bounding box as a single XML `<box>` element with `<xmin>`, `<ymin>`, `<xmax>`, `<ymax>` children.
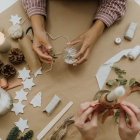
<box><xmin>8</xmin><ymin>24</ymin><xmax>23</xmax><ymax>39</ymax></box>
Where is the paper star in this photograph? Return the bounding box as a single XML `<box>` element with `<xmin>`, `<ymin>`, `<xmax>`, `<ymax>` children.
<box><xmin>30</xmin><ymin>92</ymin><xmax>42</xmax><ymax>107</ymax></box>
<box><xmin>14</xmin><ymin>118</ymin><xmax>29</xmax><ymax>133</ymax></box>
<box><xmin>9</xmin><ymin>14</ymin><xmax>22</xmax><ymax>25</ymax></box>
<box><xmin>34</xmin><ymin>67</ymin><xmax>42</xmax><ymax>77</ymax></box>
<box><xmin>18</xmin><ymin>67</ymin><xmax>30</xmax><ymax>81</ymax></box>
<box><xmin>22</xmin><ymin>78</ymin><xmax>35</xmax><ymax>90</ymax></box>
<box><xmin>11</xmin><ymin>101</ymin><xmax>25</xmax><ymax>115</ymax></box>
<box><xmin>14</xmin><ymin>89</ymin><xmax>28</xmax><ymax>102</ymax></box>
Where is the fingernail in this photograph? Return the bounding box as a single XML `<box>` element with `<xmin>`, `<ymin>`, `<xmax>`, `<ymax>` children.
<box><xmin>73</xmin><ymin>64</ymin><xmax>77</xmax><ymax>66</ymax></box>
<box><xmin>67</xmin><ymin>42</ymin><xmax>70</xmax><ymax>44</ymax></box>
<box><xmin>48</xmin><ymin>46</ymin><xmax>52</xmax><ymax>49</ymax></box>
<box><xmin>72</xmin><ymin>58</ymin><xmax>75</xmax><ymax>61</ymax></box>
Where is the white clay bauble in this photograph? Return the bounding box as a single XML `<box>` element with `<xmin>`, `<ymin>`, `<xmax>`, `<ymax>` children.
<box><xmin>8</xmin><ymin>24</ymin><xmax>23</xmax><ymax>39</ymax></box>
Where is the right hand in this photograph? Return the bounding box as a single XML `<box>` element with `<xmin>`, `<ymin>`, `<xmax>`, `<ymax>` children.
<box><xmin>33</xmin><ymin>31</ymin><xmax>53</xmax><ymax>64</ymax></box>
<box><xmin>119</xmin><ymin>101</ymin><xmax>140</xmax><ymax>140</ymax></box>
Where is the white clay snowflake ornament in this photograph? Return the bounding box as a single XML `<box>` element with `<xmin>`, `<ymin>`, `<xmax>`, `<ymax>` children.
<box><xmin>14</xmin><ymin>118</ymin><xmax>29</xmax><ymax>133</ymax></box>
<box><xmin>18</xmin><ymin>67</ymin><xmax>30</xmax><ymax>81</ymax></box>
<box><xmin>22</xmin><ymin>78</ymin><xmax>35</xmax><ymax>90</ymax></box>
<box><xmin>14</xmin><ymin>89</ymin><xmax>28</xmax><ymax>102</ymax></box>
<box><xmin>11</xmin><ymin>101</ymin><xmax>25</xmax><ymax>115</ymax></box>
<box><xmin>9</xmin><ymin>14</ymin><xmax>22</xmax><ymax>25</ymax></box>
<box><xmin>30</xmin><ymin>92</ymin><xmax>42</xmax><ymax>107</ymax></box>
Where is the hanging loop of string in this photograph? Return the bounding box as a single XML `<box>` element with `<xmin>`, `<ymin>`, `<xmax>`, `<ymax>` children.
<box><xmin>45</xmin><ymin>33</ymin><xmax>70</xmax><ymax>72</ymax></box>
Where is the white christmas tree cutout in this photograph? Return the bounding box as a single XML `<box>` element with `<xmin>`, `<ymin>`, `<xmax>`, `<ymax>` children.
<box><xmin>22</xmin><ymin>78</ymin><xmax>35</xmax><ymax>90</ymax></box>
<box><xmin>30</xmin><ymin>92</ymin><xmax>42</xmax><ymax>107</ymax></box>
<box><xmin>9</xmin><ymin>14</ymin><xmax>22</xmax><ymax>25</ymax></box>
<box><xmin>11</xmin><ymin>101</ymin><xmax>25</xmax><ymax>115</ymax></box>
<box><xmin>14</xmin><ymin>89</ymin><xmax>28</xmax><ymax>102</ymax></box>
<box><xmin>14</xmin><ymin>118</ymin><xmax>29</xmax><ymax>133</ymax></box>
<box><xmin>18</xmin><ymin>67</ymin><xmax>30</xmax><ymax>81</ymax></box>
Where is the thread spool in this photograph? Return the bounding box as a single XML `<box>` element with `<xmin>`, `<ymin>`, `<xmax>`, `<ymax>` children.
<box><xmin>128</xmin><ymin>45</ymin><xmax>140</xmax><ymax>60</ymax></box>
<box><xmin>115</xmin><ymin>38</ymin><xmax>121</xmax><ymax>45</ymax></box>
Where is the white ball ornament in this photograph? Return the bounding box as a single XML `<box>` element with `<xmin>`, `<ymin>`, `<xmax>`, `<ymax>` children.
<box><xmin>8</xmin><ymin>24</ymin><xmax>23</xmax><ymax>39</ymax></box>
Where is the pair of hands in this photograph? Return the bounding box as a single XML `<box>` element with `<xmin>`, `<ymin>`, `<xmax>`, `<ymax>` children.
<box><xmin>31</xmin><ymin>15</ymin><xmax>105</xmax><ymax>65</ymax></box>
<box><xmin>75</xmin><ymin>100</ymin><xmax>140</xmax><ymax>140</ymax></box>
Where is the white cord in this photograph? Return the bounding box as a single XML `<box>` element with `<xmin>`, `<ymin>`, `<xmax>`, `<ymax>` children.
<box><xmin>45</xmin><ymin>63</ymin><xmax>53</xmax><ymax>72</ymax></box>
<box><xmin>20</xmin><ymin>17</ymin><xmax>29</xmax><ymax>25</ymax></box>
<box><xmin>45</xmin><ymin>33</ymin><xmax>70</xmax><ymax>72</ymax></box>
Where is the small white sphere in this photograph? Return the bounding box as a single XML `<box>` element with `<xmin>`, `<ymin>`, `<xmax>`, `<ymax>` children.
<box><xmin>115</xmin><ymin>38</ymin><xmax>121</xmax><ymax>45</ymax></box>
<box><xmin>8</xmin><ymin>24</ymin><xmax>23</xmax><ymax>39</ymax></box>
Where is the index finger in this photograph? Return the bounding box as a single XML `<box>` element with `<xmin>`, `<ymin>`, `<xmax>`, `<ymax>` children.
<box><xmin>120</xmin><ymin>103</ymin><xmax>138</xmax><ymax>125</ymax></box>
<box><xmin>122</xmin><ymin>101</ymin><xmax>140</xmax><ymax>121</ymax></box>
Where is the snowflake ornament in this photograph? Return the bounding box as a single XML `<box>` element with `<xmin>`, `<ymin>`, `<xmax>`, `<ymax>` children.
<box><xmin>14</xmin><ymin>118</ymin><xmax>29</xmax><ymax>133</ymax></box>
<box><xmin>9</xmin><ymin>14</ymin><xmax>22</xmax><ymax>25</ymax></box>
<box><xmin>14</xmin><ymin>89</ymin><xmax>28</xmax><ymax>102</ymax></box>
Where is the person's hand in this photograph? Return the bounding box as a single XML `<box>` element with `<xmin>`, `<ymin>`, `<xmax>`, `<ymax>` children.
<box><xmin>33</xmin><ymin>31</ymin><xmax>53</xmax><ymax>63</ymax></box>
<box><xmin>67</xmin><ymin>20</ymin><xmax>105</xmax><ymax>66</ymax></box>
<box><xmin>119</xmin><ymin>101</ymin><xmax>140</xmax><ymax>140</ymax></box>
<box><xmin>31</xmin><ymin>15</ymin><xmax>53</xmax><ymax>64</ymax></box>
<box><xmin>75</xmin><ymin>101</ymin><xmax>99</xmax><ymax>140</ymax></box>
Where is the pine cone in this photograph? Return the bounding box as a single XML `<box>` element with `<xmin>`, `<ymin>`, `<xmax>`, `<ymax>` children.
<box><xmin>0</xmin><ymin>59</ymin><xmax>4</xmax><ymax>71</ymax></box>
<box><xmin>8</xmin><ymin>48</ymin><xmax>24</xmax><ymax>64</ymax></box>
<box><xmin>1</xmin><ymin>64</ymin><xmax>16</xmax><ymax>79</ymax></box>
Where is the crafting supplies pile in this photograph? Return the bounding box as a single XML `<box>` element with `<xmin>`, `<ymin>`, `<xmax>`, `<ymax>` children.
<box><xmin>0</xmin><ymin>4</ymin><xmax>140</xmax><ymax>140</ymax></box>
<box><xmin>0</xmin><ymin>14</ymin><xmax>74</xmax><ymax>140</ymax></box>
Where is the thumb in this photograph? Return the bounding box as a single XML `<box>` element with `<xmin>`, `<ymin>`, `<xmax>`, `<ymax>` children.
<box><xmin>67</xmin><ymin>38</ymin><xmax>80</xmax><ymax>45</ymax></box>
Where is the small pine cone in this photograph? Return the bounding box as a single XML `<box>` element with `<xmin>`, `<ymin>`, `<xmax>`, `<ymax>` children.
<box><xmin>1</xmin><ymin>64</ymin><xmax>16</xmax><ymax>79</ymax></box>
<box><xmin>8</xmin><ymin>48</ymin><xmax>24</xmax><ymax>64</ymax></box>
<box><xmin>0</xmin><ymin>59</ymin><xmax>4</xmax><ymax>71</ymax></box>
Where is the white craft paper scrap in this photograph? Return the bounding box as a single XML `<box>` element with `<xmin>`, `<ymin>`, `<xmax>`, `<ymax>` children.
<box><xmin>135</xmin><ymin>0</ymin><xmax>140</xmax><ymax>6</ymax></box>
<box><xmin>0</xmin><ymin>138</ymin><xmax>2</xmax><ymax>140</ymax></box>
<box><xmin>96</xmin><ymin>49</ymin><xmax>132</xmax><ymax>90</ymax></box>
<box><xmin>0</xmin><ymin>0</ymin><xmax>18</xmax><ymax>13</ymax></box>
<box><xmin>30</xmin><ymin>92</ymin><xmax>42</xmax><ymax>107</ymax></box>
<box><xmin>14</xmin><ymin>118</ymin><xmax>29</xmax><ymax>133</ymax></box>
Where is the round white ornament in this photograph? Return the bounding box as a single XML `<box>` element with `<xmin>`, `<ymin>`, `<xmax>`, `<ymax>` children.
<box><xmin>115</xmin><ymin>38</ymin><xmax>121</xmax><ymax>45</ymax></box>
<box><xmin>8</xmin><ymin>24</ymin><xmax>23</xmax><ymax>39</ymax></box>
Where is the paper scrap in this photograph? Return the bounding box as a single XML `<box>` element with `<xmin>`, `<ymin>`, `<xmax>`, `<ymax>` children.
<box><xmin>18</xmin><ymin>67</ymin><xmax>30</xmax><ymax>81</ymax></box>
<box><xmin>11</xmin><ymin>101</ymin><xmax>26</xmax><ymax>115</ymax></box>
<box><xmin>14</xmin><ymin>118</ymin><xmax>29</xmax><ymax>133</ymax></box>
<box><xmin>135</xmin><ymin>0</ymin><xmax>140</xmax><ymax>6</ymax></box>
<box><xmin>0</xmin><ymin>0</ymin><xmax>18</xmax><ymax>13</ymax></box>
<box><xmin>30</xmin><ymin>92</ymin><xmax>42</xmax><ymax>107</ymax></box>
<box><xmin>14</xmin><ymin>89</ymin><xmax>28</xmax><ymax>102</ymax></box>
<box><xmin>22</xmin><ymin>78</ymin><xmax>35</xmax><ymax>90</ymax></box>
<box><xmin>34</xmin><ymin>67</ymin><xmax>42</xmax><ymax>77</ymax></box>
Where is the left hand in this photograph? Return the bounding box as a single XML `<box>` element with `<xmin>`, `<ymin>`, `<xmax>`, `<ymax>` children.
<box><xmin>75</xmin><ymin>101</ymin><xmax>99</xmax><ymax>140</ymax></box>
<box><xmin>67</xmin><ymin>20</ymin><xmax>105</xmax><ymax>66</ymax></box>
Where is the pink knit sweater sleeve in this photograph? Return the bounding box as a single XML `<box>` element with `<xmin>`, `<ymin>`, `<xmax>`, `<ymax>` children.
<box><xmin>94</xmin><ymin>0</ymin><xmax>127</xmax><ymax>27</ymax></box>
<box><xmin>20</xmin><ymin>0</ymin><xmax>47</xmax><ymax>18</ymax></box>
<box><xmin>21</xmin><ymin>0</ymin><xmax>126</xmax><ymax>27</ymax></box>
